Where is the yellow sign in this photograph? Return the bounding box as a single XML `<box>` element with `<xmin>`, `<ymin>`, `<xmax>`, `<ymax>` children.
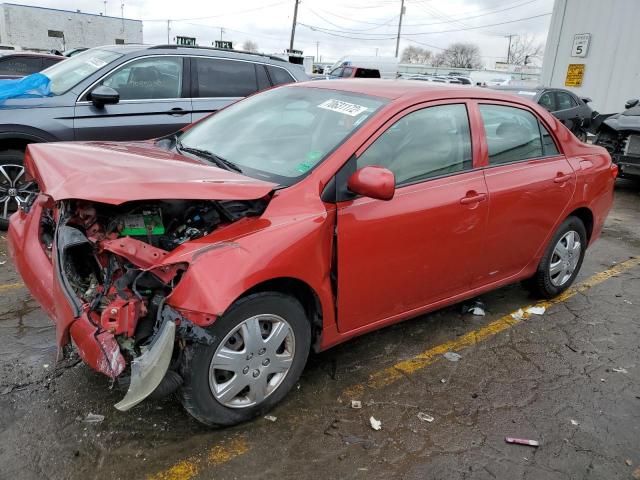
<box><xmin>565</xmin><ymin>63</ymin><xmax>585</xmax><ymax>87</ymax></box>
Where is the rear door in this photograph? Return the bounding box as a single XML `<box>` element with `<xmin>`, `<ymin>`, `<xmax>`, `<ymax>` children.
<box><xmin>474</xmin><ymin>102</ymin><xmax>576</xmax><ymax>286</ymax></box>
<box><xmin>336</xmin><ymin>101</ymin><xmax>488</xmax><ymax>332</ymax></box>
<box><xmin>552</xmin><ymin>90</ymin><xmax>583</xmax><ymax>133</ymax></box>
<box><xmin>73</xmin><ymin>55</ymin><xmax>192</xmax><ymax>141</ymax></box>
<box><xmin>190</xmin><ymin>57</ymin><xmax>265</xmax><ymax>123</ymax></box>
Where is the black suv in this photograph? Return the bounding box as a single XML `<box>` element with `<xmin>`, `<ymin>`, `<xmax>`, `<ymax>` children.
<box><xmin>0</xmin><ymin>44</ymin><xmax>308</xmax><ymax>226</ymax></box>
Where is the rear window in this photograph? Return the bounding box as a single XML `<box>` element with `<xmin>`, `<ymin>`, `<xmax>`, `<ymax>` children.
<box><xmin>266</xmin><ymin>65</ymin><xmax>295</xmax><ymax>86</ymax></box>
<box><xmin>354</xmin><ymin>68</ymin><xmax>380</xmax><ymax>79</ymax></box>
<box><xmin>0</xmin><ymin>56</ymin><xmax>42</xmax><ymax>75</ymax></box>
<box><xmin>196</xmin><ymin>58</ymin><xmax>258</xmax><ymax>97</ymax></box>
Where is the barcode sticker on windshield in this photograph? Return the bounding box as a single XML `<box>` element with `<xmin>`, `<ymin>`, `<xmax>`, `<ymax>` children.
<box><xmin>86</xmin><ymin>57</ymin><xmax>107</xmax><ymax>69</ymax></box>
<box><xmin>318</xmin><ymin>99</ymin><xmax>368</xmax><ymax>116</ymax></box>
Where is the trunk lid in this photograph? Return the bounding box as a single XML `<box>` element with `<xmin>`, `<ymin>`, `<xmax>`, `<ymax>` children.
<box><xmin>25</xmin><ymin>141</ymin><xmax>277</xmax><ymax>204</ymax></box>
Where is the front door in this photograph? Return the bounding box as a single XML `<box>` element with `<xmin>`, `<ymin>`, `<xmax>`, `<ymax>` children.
<box><xmin>336</xmin><ymin>102</ymin><xmax>488</xmax><ymax>333</ymax></box>
<box><xmin>474</xmin><ymin>103</ymin><xmax>576</xmax><ymax>286</ymax></box>
<box><xmin>74</xmin><ymin>56</ymin><xmax>192</xmax><ymax>141</ymax></box>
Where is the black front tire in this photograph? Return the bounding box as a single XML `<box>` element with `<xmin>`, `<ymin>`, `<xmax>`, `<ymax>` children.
<box><xmin>180</xmin><ymin>292</ymin><xmax>311</xmax><ymax>427</ymax></box>
<box><xmin>0</xmin><ymin>149</ymin><xmax>32</xmax><ymax>230</ymax></box>
<box><xmin>523</xmin><ymin>216</ymin><xmax>587</xmax><ymax>299</ymax></box>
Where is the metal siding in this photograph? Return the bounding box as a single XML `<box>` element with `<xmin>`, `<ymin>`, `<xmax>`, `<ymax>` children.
<box><xmin>542</xmin><ymin>0</ymin><xmax>640</xmax><ymax>114</ymax></box>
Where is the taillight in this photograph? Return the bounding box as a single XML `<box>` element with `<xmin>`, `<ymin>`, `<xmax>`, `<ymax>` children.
<box><xmin>611</xmin><ymin>163</ymin><xmax>619</xmax><ymax>178</ymax></box>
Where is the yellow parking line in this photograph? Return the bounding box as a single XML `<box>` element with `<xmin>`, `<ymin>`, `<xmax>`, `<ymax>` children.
<box><xmin>147</xmin><ymin>438</ymin><xmax>248</xmax><ymax>480</ymax></box>
<box><xmin>342</xmin><ymin>257</ymin><xmax>640</xmax><ymax>399</ymax></box>
<box><xmin>0</xmin><ymin>282</ymin><xmax>24</xmax><ymax>292</ymax></box>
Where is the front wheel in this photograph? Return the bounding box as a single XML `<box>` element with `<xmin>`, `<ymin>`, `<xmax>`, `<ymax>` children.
<box><xmin>523</xmin><ymin>216</ymin><xmax>587</xmax><ymax>299</ymax></box>
<box><xmin>0</xmin><ymin>149</ymin><xmax>39</xmax><ymax>230</ymax></box>
<box><xmin>180</xmin><ymin>292</ymin><xmax>311</xmax><ymax>427</ymax></box>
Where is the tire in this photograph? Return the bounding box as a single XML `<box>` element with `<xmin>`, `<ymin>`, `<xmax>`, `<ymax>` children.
<box><xmin>180</xmin><ymin>292</ymin><xmax>311</xmax><ymax>427</ymax></box>
<box><xmin>523</xmin><ymin>216</ymin><xmax>587</xmax><ymax>299</ymax></box>
<box><xmin>0</xmin><ymin>149</ymin><xmax>38</xmax><ymax>230</ymax></box>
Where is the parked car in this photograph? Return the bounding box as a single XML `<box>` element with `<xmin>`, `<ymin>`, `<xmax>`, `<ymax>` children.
<box><xmin>324</xmin><ymin>66</ymin><xmax>381</xmax><ymax>79</ymax></box>
<box><xmin>0</xmin><ymin>44</ymin><xmax>307</xmax><ymax>228</ymax></box>
<box><xmin>485</xmin><ymin>77</ymin><xmax>511</xmax><ymax>86</ymax></box>
<box><xmin>327</xmin><ymin>56</ymin><xmax>398</xmax><ymax>79</ymax></box>
<box><xmin>594</xmin><ymin>98</ymin><xmax>640</xmax><ymax>178</ymax></box>
<box><xmin>491</xmin><ymin>86</ymin><xmax>594</xmax><ymax>142</ymax></box>
<box><xmin>63</xmin><ymin>47</ymin><xmax>89</xmax><ymax>57</ymax></box>
<box><xmin>8</xmin><ymin>80</ymin><xmax>616</xmax><ymax>426</ymax></box>
<box><xmin>0</xmin><ymin>52</ymin><xmax>64</xmax><ymax>79</ymax></box>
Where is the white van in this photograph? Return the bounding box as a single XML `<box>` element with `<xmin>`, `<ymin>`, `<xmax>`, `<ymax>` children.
<box><xmin>328</xmin><ymin>56</ymin><xmax>398</xmax><ymax>79</ymax></box>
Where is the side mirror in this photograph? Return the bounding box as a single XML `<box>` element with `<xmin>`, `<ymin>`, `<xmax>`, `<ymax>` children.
<box><xmin>90</xmin><ymin>85</ymin><xmax>120</xmax><ymax>108</ymax></box>
<box><xmin>580</xmin><ymin>97</ymin><xmax>592</xmax><ymax>104</ymax></box>
<box><xmin>624</xmin><ymin>98</ymin><xmax>639</xmax><ymax>110</ymax></box>
<box><xmin>347</xmin><ymin>166</ymin><xmax>395</xmax><ymax>201</ymax></box>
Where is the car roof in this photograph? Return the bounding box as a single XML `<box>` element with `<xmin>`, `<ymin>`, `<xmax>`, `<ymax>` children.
<box><xmin>90</xmin><ymin>44</ymin><xmax>292</xmax><ymax>65</ymax></box>
<box><xmin>293</xmin><ymin>79</ymin><xmax>537</xmax><ymax>103</ymax></box>
<box><xmin>0</xmin><ymin>52</ymin><xmax>64</xmax><ymax>59</ymax></box>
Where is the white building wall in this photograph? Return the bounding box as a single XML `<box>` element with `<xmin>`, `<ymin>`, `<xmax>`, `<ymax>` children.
<box><xmin>0</xmin><ymin>3</ymin><xmax>142</xmax><ymax>51</ymax></box>
<box><xmin>541</xmin><ymin>0</ymin><xmax>640</xmax><ymax>114</ymax></box>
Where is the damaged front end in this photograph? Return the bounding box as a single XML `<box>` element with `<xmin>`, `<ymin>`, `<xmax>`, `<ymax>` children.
<box><xmin>46</xmin><ymin>196</ymin><xmax>268</xmax><ymax>410</ymax></box>
<box><xmin>595</xmin><ymin>109</ymin><xmax>640</xmax><ymax>178</ymax></box>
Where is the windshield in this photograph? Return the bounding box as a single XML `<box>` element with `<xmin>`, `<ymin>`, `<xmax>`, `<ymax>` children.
<box><xmin>42</xmin><ymin>48</ymin><xmax>123</xmax><ymax>95</ymax></box>
<box><xmin>178</xmin><ymin>86</ymin><xmax>387</xmax><ymax>185</ymax></box>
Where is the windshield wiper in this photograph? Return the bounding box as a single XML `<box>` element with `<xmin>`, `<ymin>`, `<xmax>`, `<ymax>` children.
<box><xmin>176</xmin><ymin>139</ymin><xmax>242</xmax><ymax>173</ymax></box>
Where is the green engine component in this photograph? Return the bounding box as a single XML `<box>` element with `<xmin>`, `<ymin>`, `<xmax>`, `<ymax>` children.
<box><xmin>120</xmin><ymin>207</ymin><xmax>165</xmax><ymax>236</ymax></box>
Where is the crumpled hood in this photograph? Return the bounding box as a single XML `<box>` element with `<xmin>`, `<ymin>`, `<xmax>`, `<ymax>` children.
<box><xmin>603</xmin><ymin>106</ymin><xmax>640</xmax><ymax>132</ymax></box>
<box><xmin>25</xmin><ymin>141</ymin><xmax>278</xmax><ymax>204</ymax></box>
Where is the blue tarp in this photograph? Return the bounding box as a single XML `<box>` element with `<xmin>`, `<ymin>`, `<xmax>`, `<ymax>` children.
<box><xmin>0</xmin><ymin>73</ymin><xmax>51</xmax><ymax>104</ymax></box>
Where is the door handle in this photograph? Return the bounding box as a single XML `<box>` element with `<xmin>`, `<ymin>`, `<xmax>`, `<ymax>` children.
<box><xmin>553</xmin><ymin>173</ymin><xmax>572</xmax><ymax>183</ymax></box>
<box><xmin>460</xmin><ymin>192</ymin><xmax>487</xmax><ymax>205</ymax></box>
<box><xmin>167</xmin><ymin>107</ymin><xmax>188</xmax><ymax>116</ymax></box>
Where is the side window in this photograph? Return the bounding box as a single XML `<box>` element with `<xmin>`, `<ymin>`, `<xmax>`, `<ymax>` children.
<box><xmin>266</xmin><ymin>65</ymin><xmax>295</xmax><ymax>86</ymax></box>
<box><xmin>555</xmin><ymin>91</ymin><xmax>577</xmax><ymax>110</ymax></box>
<box><xmin>256</xmin><ymin>64</ymin><xmax>270</xmax><ymax>91</ymax></box>
<box><xmin>479</xmin><ymin>104</ymin><xmax>544</xmax><ymax>165</ymax></box>
<box><xmin>329</xmin><ymin>67</ymin><xmax>343</xmax><ymax>77</ymax></box>
<box><xmin>357</xmin><ymin>104</ymin><xmax>472</xmax><ymax>186</ymax></box>
<box><xmin>0</xmin><ymin>57</ymin><xmax>42</xmax><ymax>75</ymax></box>
<box><xmin>196</xmin><ymin>58</ymin><xmax>258</xmax><ymax>97</ymax></box>
<box><xmin>539</xmin><ymin>122</ymin><xmax>560</xmax><ymax>156</ymax></box>
<box><xmin>42</xmin><ymin>58</ymin><xmax>60</xmax><ymax>69</ymax></box>
<box><xmin>102</xmin><ymin>56</ymin><xmax>183</xmax><ymax>100</ymax></box>
<box><xmin>341</xmin><ymin>67</ymin><xmax>353</xmax><ymax>77</ymax></box>
<box><xmin>538</xmin><ymin>91</ymin><xmax>555</xmax><ymax>111</ymax></box>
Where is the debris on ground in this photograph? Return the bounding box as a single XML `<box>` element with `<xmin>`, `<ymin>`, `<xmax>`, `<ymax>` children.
<box><xmin>84</xmin><ymin>413</ymin><xmax>105</xmax><ymax>424</ymax></box>
<box><xmin>417</xmin><ymin>412</ymin><xmax>434</xmax><ymax>422</ymax></box>
<box><xmin>351</xmin><ymin>400</ymin><xmax>362</xmax><ymax>409</ymax></box>
<box><xmin>632</xmin><ymin>466</ymin><xmax>640</xmax><ymax>480</ymax></box>
<box><xmin>511</xmin><ymin>309</ymin><xmax>525</xmax><ymax>321</ymax></box>
<box><xmin>1</xmin><ymin>385</ymin><xmax>13</xmax><ymax>395</ymax></box>
<box><xmin>570</xmin><ymin>419</ymin><xmax>579</xmax><ymax>426</ymax></box>
<box><xmin>526</xmin><ymin>306</ymin><xmax>546</xmax><ymax>315</ymax></box>
<box><xmin>625</xmin><ymin>459</ymin><xmax>633</xmax><ymax>466</ymax></box>
<box><xmin>440</xmin><ymin>378</ymin><xmax>447</xmax><ymax>384</ymax></box>
<box><xmin>612</xmin><ymin>367</ymin><xmax>628</xmax><ymax>373</ymax></box>
<box><xmin>342</xmin><ymin>434</ymin><xmax>375</xmax><ymax>449</ymax></box>
<box><xmin>462</xmin><ymin>300</ymin><xmax>486</xmax><ymax>316</ymax></box>
<box><xmin>505</xmin><ymin>437</ymin><xmax>539</xmax><ymax>447</ymax></box>
<box><xmin>443</xmin><ymin>351</ymin><xmax>461</xmax><ymax>362</ymax></box>
<box><xmin>264</xmin><ymin>415</ymin><xmax>277</xmax><ymax>422</ymax></box>
<box><xmin>369</xmin><ymin>416</ymin><xmax>382</xmax><ymax>431</ymax></box>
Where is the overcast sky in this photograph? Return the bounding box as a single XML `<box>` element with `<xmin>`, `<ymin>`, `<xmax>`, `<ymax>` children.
<box><xmin>23</xmin><ymin>0</ymin><xmax>553</xmax><ymax>65</ymax></box>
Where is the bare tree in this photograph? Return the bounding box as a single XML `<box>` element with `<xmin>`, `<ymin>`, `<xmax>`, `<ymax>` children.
<box><xmin>242</xmin><ymin>40</ymin><xmax>259</xmax><ymax>53</ymax></box>
<box><xmin>401</xmin><ymin>46</ymin><xmax>433</xmax><ymax>64</ymax></box>
<box><xmin>508</xmin><ymin>34</ymin><xmax>544</xmax><ymax>65</ymax></box>
<box><xmin>440</xmin><ymin>42</ymin><xmax>483</xmax><ymax>69</ymax></box>
<box><xmin>431</xmin><ymin>52</ymin><xmax>447</xmax><ymax>67</ymax></box>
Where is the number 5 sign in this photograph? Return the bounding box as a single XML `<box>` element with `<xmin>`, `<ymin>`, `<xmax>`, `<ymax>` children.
<box><xmin>571</xmin><ymin>33</ymin><xmax>591</xmax><ymax>57</ymax></box>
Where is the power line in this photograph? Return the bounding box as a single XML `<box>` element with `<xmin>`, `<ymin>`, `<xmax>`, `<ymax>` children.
<box><xmin>307</xmin><ymin>9</ymin><xmax>398</xmax><ymax>32</ymax></box>
<box><xmin>298</xmin><ymin>23</ymin><xmax>396</xmax><ymax>41</ymax></box>
<box><xmin>300</xmin><ymin>12</ymin><xmax>552</xmax><ymax>38</ymax></box>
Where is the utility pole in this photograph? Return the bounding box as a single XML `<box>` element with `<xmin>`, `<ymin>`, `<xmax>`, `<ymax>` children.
<box><xmin>167</xmin><ymin>20</ymin><xmax>170</xmax><ymax>44</ymax></box>
<box><xmin>504</xmin><ymin>34</ymin><xmax>517</xmax><ymax>64</ymax></box>
<box><xmin>316</xmin><ymin>41</ymin><xmax>319</xmax><ymax>62</ymax></box>
<box><xmin>289</xmin><ymin>0</ymin><xmax>299</xmax><ymax>52</ymax></box>
<box><xmin>104</xmin><ymin>0</ymin><xmax>107</xmax><ymax>15</ymax></box>
<box><xmin>395</xmin><ymin>0</ymin><xmax>405</xmax><ymax>58</ymax></box>
<box><xmin>220</xmin><ymin>27</ymin><xmax>225</xmax><ymax>41</ymax></box>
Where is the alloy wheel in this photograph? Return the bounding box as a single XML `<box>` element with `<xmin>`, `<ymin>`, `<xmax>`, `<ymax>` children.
<box><xmin>209</xmin><ymin>314</ymin><xmax>295</xmax><ymax>408</ymax></box>
<box><xmin>549</xmin><ymin>230</ymin><xmax>582</xmax><ymax>286</ymax></box>
<box><xmin>0</xmin><ymin>164</ymin><xmax>38</xmax><ymax>220</ymax></box>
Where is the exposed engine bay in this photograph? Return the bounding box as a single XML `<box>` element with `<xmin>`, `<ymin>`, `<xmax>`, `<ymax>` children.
<box><xmin>45</xmin><ymin>196</ymin><xmax>268</xmax><ymax>408</ymax></box>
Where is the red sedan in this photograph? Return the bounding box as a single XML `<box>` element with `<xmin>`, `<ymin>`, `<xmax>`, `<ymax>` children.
<box><xmin>8</xmin><ymin>80</ymin><xmax>616</xmax><ymax>426</ymax></box>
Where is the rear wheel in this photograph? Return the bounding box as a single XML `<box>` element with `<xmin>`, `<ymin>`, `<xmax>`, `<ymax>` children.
<box><xmin>0</xmin><ymin>149</ymin><xmax>38</xmax><ymax>230</ymax></box>
<box><xmin>180</xmin><ymin>292</ymin><xmax>311</xmax><ymax>426</ymax></box>
<box><xmin>523</xmin><ymin>216</ymin><xmax>587</xmax><ymax>299</ymax></box>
